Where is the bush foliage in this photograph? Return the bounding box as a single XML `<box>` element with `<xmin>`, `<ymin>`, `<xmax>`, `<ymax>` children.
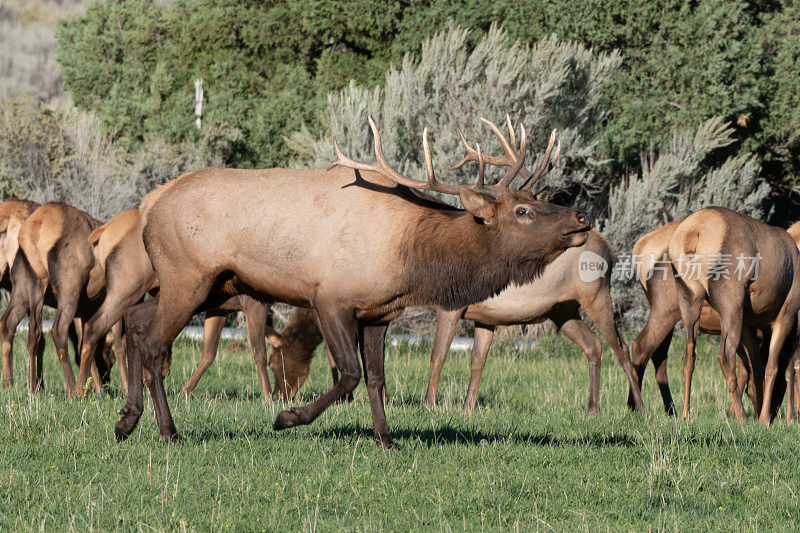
<box><xmin>56</xmin><ymin>0</ymin><xmax>800</xmax><ymax>190</ymax></box>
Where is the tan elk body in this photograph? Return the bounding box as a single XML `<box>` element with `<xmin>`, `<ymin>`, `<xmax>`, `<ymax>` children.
<box><xmin>631</xmin><ymin>219</ymin><xmax>800</xmax><ymax>418</ymax></box>
<box><xmin>81</xmin><ymin>207</ymin><xmax>281</xmax><ymax>399</ymax></box>
<box><xmin>668</xmin><ymin>207</ymin><xmax>800</xmax><ymax>423</ymax></box>
<box><xmin>0</xmin><ymin>198</ymin><xmax>39</xmax><ymax>387</ymax></box>
<box><xmin>114</xmin><ymin>118</ymin><xmax>591</xmax><ymax>447</ymax></box>
<box><xmin>0</xmin><ymin>202</ymin><xmax>107</xmax><ymax>394</ymax></box>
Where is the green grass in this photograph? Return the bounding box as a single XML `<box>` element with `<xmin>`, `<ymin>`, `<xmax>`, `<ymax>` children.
<box><xmin>1</xmin><ymin>332</ymin><xmax>799</xmax><ymax>531</ymax></box>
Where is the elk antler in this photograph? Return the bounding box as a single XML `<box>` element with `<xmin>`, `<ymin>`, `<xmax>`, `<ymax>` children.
<box><xmin>330</xmin><ymin>117</ymin><xmax>464</xmax><ymax>196</ymax></box>
<box><xmin>519</xmin><ymin>129</ymin><xmax>561</xmax><ymax>191</ymax></box>
<box><xmin>450</xmin><ymin>114</ymin><xmax>561</xmax><ymax>191</ymax></box>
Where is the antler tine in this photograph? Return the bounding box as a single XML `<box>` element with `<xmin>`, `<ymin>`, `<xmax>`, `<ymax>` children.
<box><xmin>450</xmin><ymin>129</ymin><xmax>512</xmax><ymax>170</ymax></box>
<box><xmin>506</xmin><ymin>113</ymin><xmax>517</xmax><ymax>151</ymax></box>
<box><xmin>520</xmin><ymin>129</ymin><xmax>560</xmax><ymax>190</ymax></box>
<box><xmin>480</xmin><ymin>117</ymin><xmax>518</xmax><ymax>164</ymax></box>
<box><xmin>329</xmin><ymin>117</ymin><xmax>461</xmax><ymax>195</ymax></box>
<box><xmin>496</xmin><ymin>124</ymin><xmax>527</xmax><ymax>188</ymax></box>
<box><xmin>476</xmin><ymin>143</ymin><xmax>485</xmax><ymax>188</ymax></box>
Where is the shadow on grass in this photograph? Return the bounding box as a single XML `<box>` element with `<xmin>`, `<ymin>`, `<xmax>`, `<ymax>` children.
<box><xmin>184</xmin><ymin>421</ymin><xmax>640</xmax><ymax>448</ymax></box>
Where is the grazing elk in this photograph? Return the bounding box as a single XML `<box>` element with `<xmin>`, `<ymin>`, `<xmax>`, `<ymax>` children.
<box><xmin>0</xmin><ymin>202</ymin><xmax>110</xmax><ymax>394</ymax></box>
<box><xmin>629</xmin><ymin>220</ymin><xmax>800</xmax><ymax>418</ymax></box>
<box><xmin>78</xmin><ymin>208</ymin><xmax>277</xmax><ymax>400</ymax></box>
<box><xmin>190</xmin><ymin>306</ymin><xmax>327</xmax><ymax>401</ymax></box>
<box><xmin>114</xmin><ymin>116</ymin><xmax>591</xmax><ymax>448</ymax></box>
<box><xmin>0</xmin><ymin>198</ymin><xmax>39</xmax><ymax>388</ymax></box>
<box><xmin>669</xmin><ymin>207</ymin><xmax>800</xmax><ymax>423</ymax></box>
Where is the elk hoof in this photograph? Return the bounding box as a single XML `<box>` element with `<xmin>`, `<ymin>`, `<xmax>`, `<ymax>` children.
<box><xmin>114</xmin><ymin>423</ymin><xmax>132</xmax><ymax>442</ymax></box>
<box><xmin>162</xmin><ymin>432</ymin><xmax>184</xmax><ymax>444</ymax></box>
<box><xmin>375</xmin><ymin>436</ymin><xmax>401</xmax><ymax>450</ymax></box>
<box><xmin>273</xmin><ymin>409</ymin><xmax>302</xmax><ymax>430</ymax></box>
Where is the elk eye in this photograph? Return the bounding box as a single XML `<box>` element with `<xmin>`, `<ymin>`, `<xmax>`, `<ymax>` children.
<box><xmin>515</xmin><ymin>207</ymin><xmax>529</xmax><ymax>218</ymax></box>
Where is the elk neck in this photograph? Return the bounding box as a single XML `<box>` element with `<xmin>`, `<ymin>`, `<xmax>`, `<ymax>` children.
<box><xmin>397</xmin><ymin>209</ymin><xmax>559</xmax><ymax>311</ymax></box>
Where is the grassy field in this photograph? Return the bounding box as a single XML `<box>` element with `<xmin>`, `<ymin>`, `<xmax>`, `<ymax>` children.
<box><xmin>1</xmin><ymin>331</ymin><xmax>799</xmax><ymax>531</ymax></box>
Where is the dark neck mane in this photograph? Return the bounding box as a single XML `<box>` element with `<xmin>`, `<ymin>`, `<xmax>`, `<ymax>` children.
<box><xmin>398</xmin><ymin>211</ymin><xmax>557</xmax><ymax>311</ymax></box>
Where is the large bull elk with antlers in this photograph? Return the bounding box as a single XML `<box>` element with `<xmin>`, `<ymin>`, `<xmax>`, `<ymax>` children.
<box><xmin>114</xmin><ymin>116</ymin><xmax>591</xmax><ymax>447</ymax></box>
<box><xmin>669</xmin><ymin>207</ymin><xmax>800</xmax><ymax>423</ymax></box>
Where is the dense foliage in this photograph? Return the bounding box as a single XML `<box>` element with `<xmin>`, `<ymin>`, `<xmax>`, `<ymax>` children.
<box><xmin>56</xmin><ymin>0</ymin><xmax>800</xmax><ymax>190</ymax></box>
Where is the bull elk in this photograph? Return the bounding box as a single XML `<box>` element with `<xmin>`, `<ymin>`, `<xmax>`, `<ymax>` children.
<box><xmin>114</xmin><ymin>116</ymin><xmax>591</xmax><ymax>448</ymax></box>
<box><xmin>669</xmin><ymin>207</ymin><xmax>800</xmax><ymax>423</ymax></box>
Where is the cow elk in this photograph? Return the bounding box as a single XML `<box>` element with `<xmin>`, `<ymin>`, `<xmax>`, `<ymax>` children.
<box><xmin>630</xmin><ymin>219</ymin><xmax>800</xmax><ymax>419</ymax></box>
<box><xmin>114</xmin><ymin>116</ymin><xmax>591</xmax><ymax>448</ymax></box>
<box><xmin>425</xmin><ymin>228</ymin><xmax>644</xmax><ymax>413</ymax></box>
<box><xmin>0</xmin><ymin>202</ymin><xmax>109</xmax><ymax>394</ymax></box>
<box><xmin>79</xmin><ymin>208</ymin><xmax>277</xmax><ymax>400</ymax></box>
<box><xmin>669</xmin><ymin>207</ymin><xmax>800</xmax><ymax>424</ymax></box>
<box><xmin>0</xmin><ymin>198</ymin><xmax>39</xmax><ymax>388</ymax></box>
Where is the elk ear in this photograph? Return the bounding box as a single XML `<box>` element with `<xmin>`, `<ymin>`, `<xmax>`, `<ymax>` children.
<box><xmin>265</xmin><ymin>327</ymin><xmax>283</xmax><ymax>348</ymax></box>
<box><xmin>534</xmin><ymin>187</ymin><xmax>550</xmax><ymax>202</ymax></box>
<box><xmin>459</xmin><ymin>187</ymin><xmax>497</xmax><ymax>224</ymax></box>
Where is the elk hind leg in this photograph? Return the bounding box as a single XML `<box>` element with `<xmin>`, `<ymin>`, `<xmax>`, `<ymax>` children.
<box><xmin>274</xmin><ymin>305</ymin><xmax>361</xmax><ymax>432</ymax></box>
<box><xmin>556</xmin><ymin>315</ymin><xmax>602</xmax><ymax>413</ymax></box>
<box><xmin>583</xmin><ymin>292</ymin><xmax>646</xmax><ymax>414</ymax></box>
<box><xmin>674</xmin><ymin>279</ymin><xmax>704</xmax><ymax>419</ymax></box>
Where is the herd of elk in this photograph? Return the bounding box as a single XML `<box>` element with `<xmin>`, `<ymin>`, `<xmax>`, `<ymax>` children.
<box><xmin>2</xmin><ymin>114</ymin><xmax>800</xmax><ymax>449</ymax></box>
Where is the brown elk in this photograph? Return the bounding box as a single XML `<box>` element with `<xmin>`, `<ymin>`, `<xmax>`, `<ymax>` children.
<box><xmin>0</xmin><ymin>198</ymin><xmax>39</xmax><ymax>388</ymax></box>
<box><xmin>0</xmin><ymin>202</ymin><xmax>109</xmax><ymax>394</ymax></box>
<box><xmin>629</xmin><ymin>220</ymin><xmax>800</xmax><ymax>418</ymax></box>
<box><xmin>114</xmin><ymin>116</ymin><xmax>591</xmax><ymax>447</ymax></box>
<box><xmin>78</xmin><ymin>208</ymin><xmax>277</xmax><ymax>400</ymax></box>
<box><xmin>669</xmin><ymin>207</ymin><xmax>800</xmax><ymax>423</ymax></box>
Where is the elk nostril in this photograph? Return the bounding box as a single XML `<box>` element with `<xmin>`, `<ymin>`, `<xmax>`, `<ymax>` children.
<box><xmin>576</xmin><ymin>212</ymin><xmax>594</xmax><ymax>226</ymax></box>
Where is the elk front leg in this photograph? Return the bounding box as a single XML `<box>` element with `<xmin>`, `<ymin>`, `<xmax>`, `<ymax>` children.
<box><xmin>360</xmin><ymin>322</ymin><xmax>397</xmax><ymax>448</ymax></box>
<box><xmin>730</xmin><ymin>326</ymin><xmax>762</xmax><ymax>417</ymax></box>
<box><xmin>327</xmin><ymin>346</ymin><xmax>354</xmax><ymax>403</ymax></box>
<box><xmin>179</xmin><ymin>310</ymin><xmax>225</xmax><ymax>397</ymax></box>
<box><xmin>112</xmin><ymin>321</ymin><xmax>128</xmax><ymax>393</ymax></box>
<box><xmin>424</xmin><ymin>308</ymin><xmax>462</xmax><ymax>406</ymax></box>
<box><xmin>462</xmin><ymin>323</ymin><xmax>495</xmax><ymax>413</ymax></box>
<box><xmin>115</xmin><ymin>300</ymin><xmax>155</xmax><ymax>441</ymax></box>
<box><xmin>274</xmin><ymin>306</ymin><xmax>363</xmax><ymax>435</ymax></box>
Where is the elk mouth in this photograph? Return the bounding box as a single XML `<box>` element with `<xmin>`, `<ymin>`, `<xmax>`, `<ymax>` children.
<box><xmin>561</xmin><ymin>224</ymin><xmax>591</xmax><ymax>247</ymax></box>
